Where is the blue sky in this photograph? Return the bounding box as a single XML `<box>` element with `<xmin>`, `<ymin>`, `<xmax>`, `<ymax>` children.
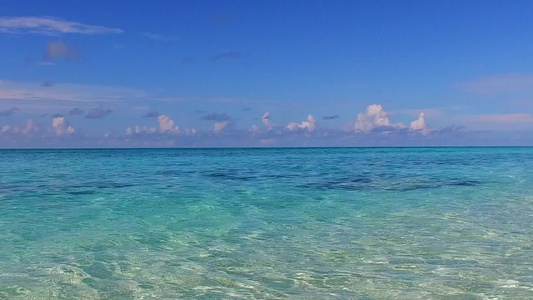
<box><xmin>1</xmin><ymin>0</ymin><xmax>532</xmax><ymax>147</ymax></box>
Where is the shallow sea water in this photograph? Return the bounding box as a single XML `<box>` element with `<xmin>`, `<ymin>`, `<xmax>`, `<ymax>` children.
<box><xmin>0</xmin><ymin>147</ymin><xmax>532</xmax><ymax>299</ymax></box>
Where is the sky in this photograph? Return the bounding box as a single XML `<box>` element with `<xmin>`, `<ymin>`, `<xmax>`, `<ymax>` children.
<box><xmin>1</xmin><ymin>0</ymin><xmax>532</xmax><ymax>148</ymax></box>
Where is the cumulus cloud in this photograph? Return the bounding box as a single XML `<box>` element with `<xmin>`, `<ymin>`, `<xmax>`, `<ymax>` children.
<box><xmin>0</xmin><ymin>107</ymin><xmax>18</xmax><ymax>116</ymax></box>
<box><xmin>0</xmin><ymin>16</ymin><xmax>123</xmax><ymax>35</ymax></box>
<box><xmin>126</xmin><ymin>115</ymin><xmax>182</xmax><ymax>136</ymax></box>
<box><xmin>185</xmin><ymin>128</ymin><xmax>198</xmax><ymax>136</ymax></box>
<box><xmin>355</xmin><ymin>104</ymin><xmax>405</xmax><ymax>132</ymax></box>
<box><xmin>24</xmin><ymin>120</ymin><xmax>38</xmax><ymax>134</ymax></box>
<box><xmin>45</xmin><ymin>41</ymin><xmax>79</xmax><ymax>61</ymax></box>
<box><xmin>214</xmin><ymin>121</ymin><xmax>230</xmax><ymax>132</ymax></box>
<box><xmin>261</xmin><ymin>112</ymin><xmax>272</xmax><ymax>127</ymax></box>
<box><xmin>52</xmin><ymin>116</ymin><xmax>74</xmax><ymax>135</ymax></box>
<box><xmin>323</xmin><ymin>115</ymin><xmax>339</xmax><ymax>120</ymax></box>
<box><xmin>0</xmin><ymin>120</ymin><xmax>38</xmax><ymax>136</ymax></box>
<box><xmin>1</xmin><ymin>125</ymin><xmax>9</xmax><ymax>134</ymax></box>
<box><xmin>126</xmin><ymin>126</ymin><xmax>156</xmax><ymax>135</ymax></box>
<box><xmin>210</xmin><ymin>51</ymin><xmax>242</xmax><ymax>61</ymax></box>
<box><xmin>200</xmin><ymin>113</ymin><xmax>232</xmax><ymax>122</ymax></box>
<box><xmin>144</xmin><ymin>111</ymin><xmax>160</xmax><ymax>118</ymax></box>
<box><xmin>410</xmin><ymin>112</ymin><xmax>431</xmax><ymax>134</ymax></box>
<box><xmin>158</xmin><ymin>115</ymin><xmax>179</xmax><ymax>133</ymax></box>
<box><xmin>85</xmin><ymin>107</ymin><xmax>112</xmax><ymax>119</ymax></box>
<box><xmin>287</xmin><ymin>114</ymin><xmax>317</xmax><ymax>132</ymax></box>
<box><xmin>250</xmin><ymin>124</ymin><xmax>260</xmax><ymax>134</ymax></box>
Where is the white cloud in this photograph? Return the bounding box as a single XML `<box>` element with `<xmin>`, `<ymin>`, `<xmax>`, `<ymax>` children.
<box><xmin>126</xmin><ymin>115</ymin><xmax>188</xmax><ymax>136</ymax></box>
<box><xmin>22</xmin><ymin>120</ymin><xmax>38</xmax><ymax>134</ymax></box>
<box><xmin>355</xmin><ymin>104</ymin><xmax>405</xmax><ymax>132</ymax></box>
<box><xmin>410</xmin><ymin>112</ymin><xmax>431</xmax><ymax>135</ymax></box>
<box><xmin>1</xmin><ymin>125</ymin><xmax>9</xmax><ymax>133</ymax></box>
<box><xmin>214</xmin><ymin>121</ymin><xmax>229</xmax><ymax>133</ymax></box>
<box><xmin>52</xmin><ymin>116</ymin><xmax>74</xmax><ymax>135</ymax></box>
<box><xmin>0</xmin><ymin>16</ymin><xmax>123</xmax><ymax>35</ymax></box>
<box><xmin>0</xmin><ymin>120</ymin><xmax>38</xmax><ymax>136</ymax></box>
<box><xmin>126</xmin><ymin>126</ymin><xmax>156</xmax><ymax>135</ymax></box>
<box><xmin>287</xmin><ymin>114</ymin><xmax>317</xmax><ymax>132</ymax></box>
<box><xmin>250</xmin><ymin>124</ymin><xmax>260</xmax><ymax>134</ymax></box>
<box><xmin>261</xmin><ymin>112</ymin><xmax>272</xmax><ymax>127</ymax></box>
<box><xmin>185</xmin><ymin>128</ymin><xmax>198</xmax><ymax>136</ymax></box>
<box><xmin>141</xmin><ymin>32</ymin><xmax>176</xmax><ymax>42</ymax></box>
<box><xmin>24</xmin><ymin>120</ymin><xmax>37</xmax><ymax>134</ymax></box>
<box><xmin>158</xmin><ymin>115</ymin><xmax>179</xmax><ymax>133</ymax></box>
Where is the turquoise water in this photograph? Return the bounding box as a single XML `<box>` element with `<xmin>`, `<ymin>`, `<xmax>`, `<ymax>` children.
<box><xmin>0</xmin><ymin>147</ymin><xmax>532</xmax><ymax>299</ymax></box>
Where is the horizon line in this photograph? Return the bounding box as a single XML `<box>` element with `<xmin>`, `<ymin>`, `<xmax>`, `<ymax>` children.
<box><xmin>1</xmin><ymin>145</ymin><xmax>532</xmax><ymax>150</ymax></box>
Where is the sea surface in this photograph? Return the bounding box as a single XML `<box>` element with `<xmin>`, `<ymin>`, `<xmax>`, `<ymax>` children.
<box><xmin>0</xmin><ymin>147</ymin><xmax>532</xmax><ymax>299</ymax></box>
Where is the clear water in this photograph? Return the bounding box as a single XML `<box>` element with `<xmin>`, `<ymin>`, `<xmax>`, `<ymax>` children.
<box><xmin>0</xmin><ymin>148</ymin><xmax>532</xmax><ymax>299</ymax></box>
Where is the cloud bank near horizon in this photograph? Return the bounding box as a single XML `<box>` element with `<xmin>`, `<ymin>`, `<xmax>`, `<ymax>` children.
<box><xmin>2</xmin><ymin>103</ymin><xmax>532</xmax><ymax>148</ymax></box>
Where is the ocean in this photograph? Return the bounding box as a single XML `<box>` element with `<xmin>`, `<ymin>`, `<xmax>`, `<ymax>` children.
<box><xmin>0</xmin><ymin>147</ymin><xmax>532</xmax><ymax>299</ymax></box>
